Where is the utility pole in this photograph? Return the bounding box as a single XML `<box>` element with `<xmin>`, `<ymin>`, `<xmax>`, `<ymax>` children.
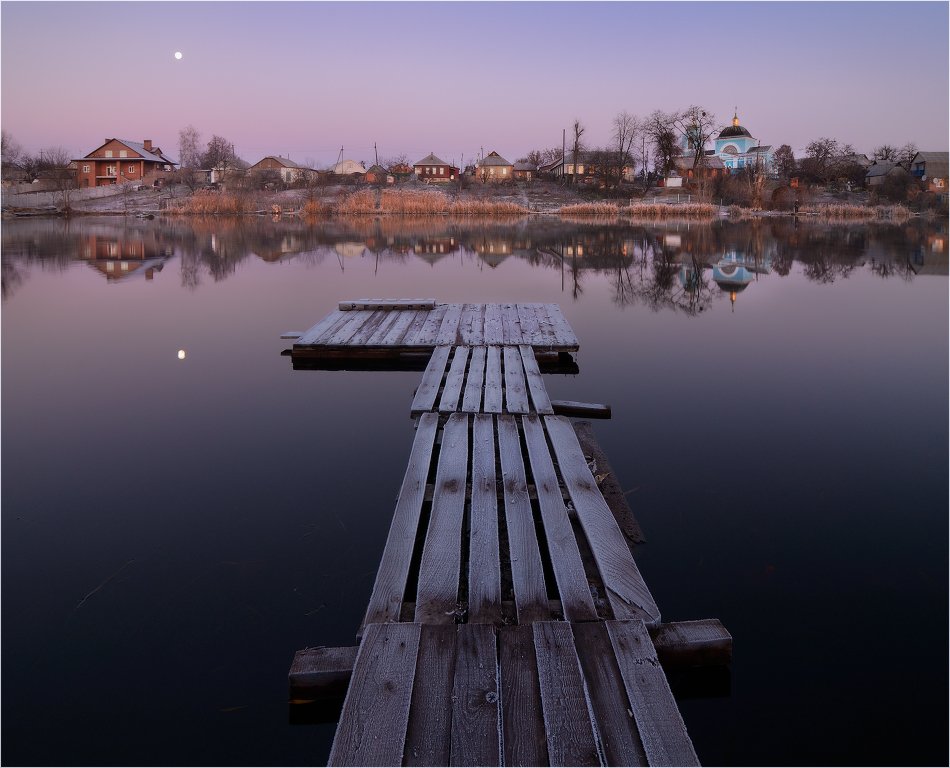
<box><xmin>562</xmin><ymin>128</ymin><xmax>566</xmax><ymax>184</ymax></box>
<box><xmin>374</xmin><ymin>143</ymin><xmax>378</xmax><ymax>166</ymax></box>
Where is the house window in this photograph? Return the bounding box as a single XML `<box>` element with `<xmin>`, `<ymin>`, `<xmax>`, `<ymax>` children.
<box><xmin>107</xmin><ymin>165</ymin><xmax>117</xmax><ymax>176</ymax></box>
<box><xmin>502</xmin><ymin>168</ymin><xmax>507</xmax><ymax>175</ymax></box>
<box><xmin>440</xmin><ymin>167</ymin><xmax>444</xmax><ymax>175</ymax></box>
<box><xmin>128</xmin><ymin>165</ymin><xmax>135</xmax><ymax>174</ymax></box>
<box><xmin>82</xmin><ymin>165</ymin><xmax>90</xmax><ymax>173</ymax></box>
<box><xmin>119</xmin><ymin>150</ymin><xmax>128</xmax><ymax>158</ymax></box>
<box><xmin>105</xmin><ymin>150</ymin><xmax>113</xmax><ymax>158</ymax></box>
<box><xmin>577</xmin><ymin>165</ymin><xmax>584</xmax><ymax>174</ymax></box>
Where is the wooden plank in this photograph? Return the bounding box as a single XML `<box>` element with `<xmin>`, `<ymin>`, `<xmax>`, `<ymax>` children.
<box><xmin>355</xmin><ymin>310</ymin><xmax>400</xmax><ymax>346</ymax></box>
<box><xmin>606</xmin><ymin>620</ymin><xmax>701</xmax><ymax>767</ymax></box>
<box><xmin>483</xmin><ymin>303</ymin><xmax>504</xmax><ymax>345</ymax></box>
<box><xmin>295</xmin><ymin>309</ymin><xmax>350</xmax><ymax>346</ymax></box>
<box><xmin>415</xmin><ymin>413</ymin><xmax>469</xmax><ymax>624</ymax></box>
<box><xmin>362</xmin><ymin>413</ymin><xmax>440</xmax><ymax>629</ymax></box>
<box><xmin>501</xmin><ymin>303</ymin><xmax>523</xmax><ymax>345</ymax></box>
<box><xmin>280</xmin><ymin>331</ymin><xmax>303</xmax><ymax>339</ymax></box>
<box><xmin>521</xmin><ymin>414</ymin><xmax>598</xmax><ymax>622</ymax></box>
<box><xmin>339</xmin><ymin>298</ymin><xmax>436</xmax><ymax>311</ymax></box>
<box><xmin>439</xmin><ymin>346</ymin><xmax>470</xmax><ymax>414</ymax></box>
<box><xmin>450</xmin><ymin>624</ymin><xmax>501</xmax><ymax>766</ymax></box>
<box><xmin>328</xmin><ymin>623</ymin><xmax>421</xmax><ymax>767</ymax></box>
<box><xmin>379</xmin><ymin>309</ymin><xmax>423</xmax><ymax>346</ymax></box>
<box><xmin>413</xmin><ymin>303</ymin><xmax>449</xmax><ymax>346</ymax></box>
<box><xmin>323</xmin><ymin>309</ymin><xmax>379</xmax><ymax>346</ymax></box>
<box><xmin>461</xmin><ymin>346</ymin><xmax>486</xmax><ymax>413</ymax></box>
<box><xmin>399</xmin><ymin>308</ymin><xmax>431</xmax><ymax>347</ymax></box>
<box><xmin>530</xmin><ymin>304</ymin><xmax>559</xmax><ymax>348</ymax></box>
<box><xmin>544</xmin><ymin>304</ymin><xmax>579</xmax><ymax>348</ymax></box>
<box><xmin>498</xmin><ymin>625</ymin><xmax>549</xmax><ymax>766</ymax></box>
<box><xmin>649</xmin><ymin>619</ymin><xmax>733</xmax><ymax>668</ymax></box>
<box><xmin>519</xmin><ymin>345</ymin><xmax>554</xmax><ymax>415</ymax></box>
<box><xmin>289</xmin><ymin>646</ymin><xmax>359</xmax><ymax>697</ymax></box>
<box><xmin>502</xmin><ymin>346</ymin><xmax>530</xmax><ymax>414</ymax></box>
<box><xmin>459</xmin><ymin>304</ymin><xmax>485</xmax><ymax>346</ymax></box>
<box><xmin>410</xmin><ymin>346</ymin><xmax>451</xmax><ymax>415</ymax></box>
<box><xmin>435</xmin><ymin>303</ymin><xmax>464</xmax><ymax>346</ymax></box>
<box><xmin>532</xmin><ymin>622</ymin><xmax>600</xmax><ymax>767</ymax></box>
<box><xmin>483</xmin><ymin>346</ymin><xmax>503</xmax><ymax>414</ymax></box>
<box><xmin>468</xmin><ymin>415</ymin><xmax>501</xmax><ymax>624</ymax></box>
<box><xmin>404</xmin><ymin>625</ymin><xmax>457</xmax><ymax>767</ymax></box>
<box><xmin>551</xmin><ymin>400</ymin><xmax>612</xmax><ymax>419</ymax></box>
<box><xmin>515</xmin><ymin>304</ymin><xmax>541</xmax><ymax>346</ymax></box>
<box><xmin>545</xmin><ymin>415</ymin><xmax>661</xmax><ymax>624</ymax></box>
<box><xmin>572</xmin><ymin>622</ymin><xmax>648</xmax><ymax>767</ymax></box>
<box><xmin>496</xmin><ymin>416</ymin><xmax>549</xmax><ymax>624</ymax></box>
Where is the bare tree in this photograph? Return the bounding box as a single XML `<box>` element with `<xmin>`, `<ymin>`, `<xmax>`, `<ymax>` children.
<box><xmin>36</xmin><ymin>147</ymin><xmax>76</xmax><ymax>211</ymax></box>
<box><xmin>872</xmin><ymin>144</ymin><xmax>899</xmax><ymax>162</ymax></box>
<box><xmin>644</xmin><ymin>110</ymin><xmax>680</xmax><ymax>180</ymax></box>
<box><xmin>177</xmin><ymin>125</ymin><xmax>202</xmax><ymax>190</ymax></box>
<box><xmin>2</xmin><ymin>129</ymin><xmax>23</xmax><ymax>168</ymax></box>
<box><xmin>569</xmin><ymin>119</ymin><xmax>586</xmax><ymax>185</ymax></box>
<box><xmin>898</xmin><ymin>142</ymin><xmax>919</xmax><ymax>166</ymax></box>
<box><xmin>672</xmin><ymin>106</ymin><xmax>717</xmax><ymax>171</ymax></box>
<box><xmin>611</xmin><ymin>111</ymin><xmax>639</xmax><ymax>187</ymax></box>
<box><xmin>771</xmin><ymin>144</ymin><xmax>797</xmax><ymax>181</ymax></box>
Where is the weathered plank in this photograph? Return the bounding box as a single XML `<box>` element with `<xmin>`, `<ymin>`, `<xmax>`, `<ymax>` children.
<box><xmin>502</xmin><ymin>345</ymin><xmax>530</xmax><ymax>414</ymax></box>
<box><xmin>519</xmin><ymin>345</ymin><xmax>554</xmax><ymax>415</ymax></box>
<box><xmin>435</xmin><ymin>303</ymin><xmax>464</xmax><ymax>346</ymax></box>
<box><xmin>468</xmin><ymin>415</ymin><xmax>502</xmax><ymax>624</ymax></box>
<box><xmin>459</xmin><ymin>304</ymin><xmax>485</xmax><ymax>346</ymax></box>
<box><xmin>450</xmin><ymin>624</ymin><xmax>501</xmax><ymax>766</ymax></box>
<box><xmin>498</xmin><ymin>625</ymin><xmax>549</xmax><ymax>766</ymax></box>
<box><xmin>415</xmin><ymin>413</ymin><xmax>469</xmax><ymax>623</ymax></box>
<box><xmin>324</xmin><ymin>309</ymin><xmax>380</xmax><ymax>346</ymax></box>
<box><xmin>515</xmin><ymin>304</ymin><xmax>542</xmax><ymax>346</ymax></box>
<box><xmin>461</xmin><ymin>346</ymin><xmax>487</xmax><ymax>413</ymax></box>
<box><xmin>532</xmin><ymin>622</ymin><xmax>600</xmax><ymax>767</ymax></box>
<box><xmin>545</xmin><ymin>415</ymin><xmax>660</xmax><ymax>624</ymax></box>
<box><xmin>280</xmin><ymin>331</ymin><xmax>303</xmax><ymax>340</ymax></box>
<box><xmin>399</xmin><ymin>309</ymin><xmax>431</xmax><ymax>347</ymax></box>
<box><xmin>483</xmin><ymin>346</ymin><xmax>503</xmax><ymax>414</ymax></box>
<box><xmin>439</xmin><ymin>346</ymin><xmax>470</xmax><ymax>414</ymax></box>
<box><xmin>295</xmin><ymin>309</ymin><xmax>350</xmax><ymax>346</ymax></box>
<box><xmin>289</xmin><ymin>646</ymin><xmax>359</xmax><ymax>696</ymax></box>
<box><xmin>551</xmin><ymin>400</ymin><xmax>612</xmax><ymax>419</ymax></box>
<box><xmin>410</xmin><ymin>346</ymin><xmax>451</xmax><ymax>415</ymax></box>
<box><xmin>362</xmin><ymin>413</ymin><xmax>440</xmax><ymax>629</ymax></box>
<box><xmin>521</xmin><ymin>414</ymin><xmax>598</xmax><ymax>622</ymax></box>
<box><xmin>404</xmin><ymin>625</ymin><xmax>457</xmax><ymax>767</ymax></box>
<box><xmin>606</xmin><ymin>620</ymin><xmax>700</xmax><ymax>767</ymax></box>
<box><xmin>412</xmin><ymin>303</ymin><xmax>450</xmax><ymax>346</ymax></box>
<box><xmin>544</xmin><ymin>304</ymin><xmax>579</xmax><ymax>348</ymax></box>
<box><xmin>496</xmin><ymin>415</ymin><xmax>549</xmax><ymax>623</ymax></box>
<box><xmin>649</xmin><ymin>619</ymin><xmax>732</xmax><ymax>668</ymax></box>
<box><xmin>483</xmin><ymin>303</ymin><xmax>504</xmax><ymax>346</ymax></box>
<box><xmin>531</xmin><ymin>304</ymin><xmax>560</xmax><ymax>347</ymax></box>
<box><xmin>501</xmin><ymin>303</ymin><xmax>523</xmax><ymax>345</ymax></box>
<box><xmin>379</xmin><ymin>309</ymin><xmax>425</xmax><ymax>346</ymax></box>
<box><xmin>359</xmin><ymin>309</ymin><xmax>404</xmax><ymax>346</ymax></box>
<box><xmin>328</xmin><ymin>622</ymin><xmax>421</xmax><ymax>767</ymax></box>
<box><xmin>339</xmin><ymin>299</ymin><xmax>436</xmax><ymax>311</ymax></box>
<box><xmin>572</xmin><ymin>622</ymin><xmax>648</xmax><ymax>767</ymax></box>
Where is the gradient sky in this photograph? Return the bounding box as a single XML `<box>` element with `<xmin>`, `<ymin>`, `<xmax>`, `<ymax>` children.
<box><xmin>2</xmin><ymin>1</ymin><xmax>947</xmax><ymax>168</ymax></box>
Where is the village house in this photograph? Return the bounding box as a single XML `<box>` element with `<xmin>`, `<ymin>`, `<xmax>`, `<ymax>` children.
<box><xmin>75</xmin><ymin>138</ymin><xmax>176</xmax><ymax>188</ymax></box>
<box><xmin>389</xmin><ymin>162</ymin><xmax>414</xmax><ymax>181</ymax></box>
<box><xmin>413</xmin><ymin>153</ymin><xmax>458</xmax><ymax>182</ymax></box>
<box><xmin>475</xmin><ymin>151</ymin><xmax>514</xmax><ymax>181</ymax></box>
<box><xmin>330</xmin><ymin>159</ymin><xmax>366</xmax><ymax>176</ymax></box>
<box><xmin>909</xmin><ymin>151</ymin><xmax>949</xmax><ymax>194</ymax></box>
<box><xmin>663</xmin><ymin>154</ymin><xmax>728</xmax><ymax>187</ymax></box>
<box><xmin>865</xmin><ymin>160</ymin><xmax>910</xmax><ymax>187</ymax></box>
<box><xmin>364</xmin><ymin>164</ymin><xmax>393</xmax><ymax>185</ymax></box>
<box><xmin>248</xmin><ymin>156</ymin><xmax>307</xmax><ymax>185</ymax></box>
<box><xmin>513</xmin><ymin>161</ymin><xmax>536</xmax><ymax>181</ymax></box>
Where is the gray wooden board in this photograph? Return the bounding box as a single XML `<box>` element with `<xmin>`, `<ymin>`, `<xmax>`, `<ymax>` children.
<box><xmin>502</xmin><ymin>346</ymin><xmax>530</xmax><ymax>413</ymax></box>
<box><xmin>496</xmin><ymin>415</ymin><xmax>549</xmax><ymax>624</ymax></box>
<box><xmin>379</xmin><ymin>309</ymin><xmax>424</xmax><ymax>346</ymax></box>
<box><xmin>483</xmin><ymin>346</ymin><xmax>503</xmax><ymax>413</ymax></box>
<box><xmin>501</xmin><ymin>303</ymin><xmax>523</xmax><ymax>345</ymax></box>
<box><xmin>519</xmin><ymin>345</ymin><xmax>554</xmax><ymax>414</ymax></box>
<box><xmin>289</xmin><ymin>646</ymin><xmax>359</xmax><ymax>694</ymax></box>
<box><xmin>516</xmin><ymin>304</ymin><xmax>541</xmax><ymax>345</ymax></box>
<box><xmin>295</xmin><ymin>309</ymin><xmax>350</xmax><ymax>346</ymax></box>
<box><xmin>521</xmin><ymin>414</ymin><xmax>598</xmax><ymax>622</ymax></box>
<box><xmin>400</xmin><ymin>309</ymin><xmax>431</xmax><ymax>347</ymax></box>
<box><xmin>649</xmin><ymin>619</ymin><xmax>732</xmax><ymax>668</ymax></box>
<box><xmin>461</xmin><ymin>346</ymin><xmax>486</xmax><ymax>413</ymax></box>
<box><xmin>606</xmin><ymin>620</ymin><xmax>700</xmax><ymax>767</ymax></box>
<box><xmin>362</xmin><ymin>413</ymin><xmax>440</xmax><ymax>630</ymax></box>
<box><xmin>415</xmin><ymin>413</ymin><xmax>468</xmax><ymax>624</ymax></box>
<box><xmin>544</xmin><ymin>415</ymin><xmax>661</xmax><ymax>624</ymax></box>
<box><xmin>435</xmin><ymin>303</ymin><xmax>464</xmax><ymax>346</ymax></box>
<box><xmin>532</xmin><ymin>622</ymin><xmax>600</xmax><ymax>767</ymax></box>
<box><xmin>450</xmin><ymin>624</ymin><xmax>501</xmax><ymax>766</ymax></box>
<box><xmin>328</xmin><ymin>622</ymin><xmax>421</xmax><ymax>767</ymax></box>
<box><xmin>439</xmin><ymin>346</ymin><xmax>470</xmax><ymax>413</ymax></box>
<box><xmin>339</xmin><ymin>299</ymin><xmax>436</xmax><ymax>311</ymax></box>
<box><xmin>551</xmin><ymin>400</ymin><xmax>612</xmax><ymax>419</ymax></box>
<box><xmin>459</xmin><ymin>304</ymin><xmax>485</xmax><ymax>346</ymax></box>
<box><xmin>498</xmin><ymin>625</ymin><xmax>549</xmax><ymax>766</ymax></box>
<box><xmin>468</xmin><ymin>415</ymin><xmax>501</xmax><ymax>624</ymax></box>
<box><xmin>412</xmin><ymin>304</ymin><xmax>450</xmax><ymax>346</ymax></box>
<box><xmin>410</xmin><ymin>346</ymin><xmax>451</xmax><ymax>415</ymax></box>
<box><xmin>544</xmin><ymin>304</ymin><xmax>579</xmax><ymax>348</ymax></box>
<box><xmin>572</xmin><ymin>622</ymin><xmax>649</xmax><ymax>767</ymax></box>
<box><xmin>357</xmin><ymin>310</ymin><xmax>402</xmax><ymax>346</ymax></box>
<box><xmin>531</xmin><ymin>304</ymin><xmax>559</xmax><ymax>347</ymax></box>
<box><xmin>404</xmin><ymin>625</ymin><xmax>458</xmax><ymax>767</ymax></box>
<box><xmin>483</xmin><ymin>304</ymin><xmax>504</xmax><ymax>345</ymax></box>
<box><xmin>325</xmin><ymin>309</ymin><xmax>379</xmax><ymax>346</ymax></box>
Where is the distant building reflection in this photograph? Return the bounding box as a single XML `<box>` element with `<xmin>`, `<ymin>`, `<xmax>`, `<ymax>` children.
<box><xmin>79</xmin><ymin>233</ymin><xmax>172</xmax><ymax>282</ymax></box>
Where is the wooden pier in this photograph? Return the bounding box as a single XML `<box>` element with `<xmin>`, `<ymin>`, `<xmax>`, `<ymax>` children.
<box><xmin>286</xmin><ymin>301</ymin><xmax>730</xmax><ymax>766</ymax></box>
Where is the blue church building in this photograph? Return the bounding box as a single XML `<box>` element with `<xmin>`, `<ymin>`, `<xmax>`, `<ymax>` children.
<box><xmin>714</xmin><ymin>110</ymin><xmax>773</xmax><ymax>173</ymax></box>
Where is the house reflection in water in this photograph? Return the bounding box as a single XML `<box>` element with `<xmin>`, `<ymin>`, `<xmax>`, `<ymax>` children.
<box><xmin>413</xmin><ymin>237</ymin><xmax>459</xmax><ymax>264</ymax></box>
<box><xmin>80</xmin><ymin>233</ymin><xmax>172</xmax><ymax>282</ymax></box>
<box><xmin>677</xmin><ymin>249</ymin><xmax>772</xmax><ymax>310</ymax></box>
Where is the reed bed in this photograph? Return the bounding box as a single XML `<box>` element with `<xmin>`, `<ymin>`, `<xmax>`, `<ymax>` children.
<box><xmin>448</xmin><ymin>199</ymin><xmax>527</xmax><ymax>215</ymax></box>
<box><xmin>173</xmin><ymin>191</ymin><xmax>248</xmax><ymax>215</ymax></box>
<box><xmin>556</xmin><ymin>202</ymin><xmax>623</xmax><ymax>217</ymax></box>
<box><xmin>622</xmin><ymin>202</ymin><xmax>719</xmax><ymax>219</ymax></box>
<box><xmin>332</xmin><ymin>188</ymin><xmax>528</xmax><ymax>216</ymax></box>
<box><xmin>802</xmin><ymin>204</ymin><xmax>913</xmax><ymax>221</ymax></box>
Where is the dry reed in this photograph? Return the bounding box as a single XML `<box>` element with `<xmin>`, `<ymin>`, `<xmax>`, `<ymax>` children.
<box><xmin>622</xmin><ymin>202</ymin><xmax>719</xmax><ymax>219</ymax></box>
<box><xmin>173</xmin><ymin>191</ymin><xmax>248</xmax><ymax>215</ymax></box>
<box><xmin>802</xmin><ymin>204</ymin><xmax>913</xmax><ymax>221</ymax></box>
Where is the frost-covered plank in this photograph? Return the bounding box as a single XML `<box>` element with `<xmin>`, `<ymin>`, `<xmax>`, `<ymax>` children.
<box><xmin>531</xmin><ymin>304</ymin><xmax>560</xmax><ymax>347</ymax></box>
<box><xmin>411</xmin><ymin>346</ymin><xmax>451</xmax><ymax>416</ymax></box>
<box><xmin>357</xmin><ymin>309</ymin><xmax>402</xmax><ymax>346</ymax></box>
<box><xmin>413</xmin><ymin>304</ymin><xmax>449</xmax><ymax>346</ymax></box>
<box><xmin>399</xmin><ymin>308</ymin><xmax>431</xmax><ymax>347</ymax></box>
<box><xmin>501</xmin><ymin>303</ymin><xmax>523</xmax><ymax>345</ymax></box>
<box><xmin>468</xmin><ymin>415</ymin><xmax>501</xmax><ymax>624</ymax></box>
<box><xmin>404</xmin><ymin>624</ymin><xmax>457</xmax><ymax>767</ymax></box>
<box><xmin>483</xmin><ymin>346</ymin><xmax>503</xmax><ymax>413</ymax></box>
<box><xmin>461</xmin><ymin>346</ymin><xmax>486</xmax><ymax>413</ymax></box>
<box><xmin>607</xmin><ymin>620</ymin><xmax>700</xmax><ymax>767</ymax></box>
<box><xmin>328</xmin><ymin>622</ymin><xmax>421</xmax><ymax>766</ymax></box>
<box><xmin>519</xmin><ymin>345</ymin><xmax>553</xmax><ymax>414</ymax></box>
<box><xmin>496</xmin><ymin>416</ymin><xmax>549</xmax><ymax>624</ymax></box>
<box><xmin>435</xmin><ymin>303</ymin><xmax>464</xmax><ymax>346</ymax></box>
<box><xmin>503</xmin><ymin>346</ymin><xmax>530</xmax><ymax>414</ymax></box>
<box><xmin>459</xmin><ymin>304</ymin><xmax>485</xmax><ymax>346</ymax></box>
<box><xmin>295</xmin><ymin>309</ymin><xmax>350</xmax><ymax>346</ymax></box>
<box><xmin>339</xmin><ymin>298</ymin><xmax>436</xmax><ymax>311</ymax></box>
<box><xmin>532</xmin><ymin>622</ymin><xmax>600</xmax><ymax>767</ymax></box>
<box><xmin>516</xmin><ymin>303</ymin><xmax>542</xmax><ymax>346</ymax></box>
<box><xmin>545</xmin><ymin>415</ymin><xmax>660</xmax><ymax>623</ymax></box>
<box><xmin>361</xmin><ymin>413</ymin><xmax>439</xmax><ymax>630</ymax></box>
<box><xmin>544</xmin><ymin>304</ymin><xmax>579</xmax><ymax>348</ymax></box>
<box><xmin>483</xmin><ymin>303</ymin><xmax>504</xmax><ymax>345</ymax></box>
<box><xmin>377</xmin><ymin>309</ymin><xmax>424</xmax><ymax>346</ymax></box>
<box><xmin>324</xmin><ymin>309</ymin><xmax>379</xmax><ymax>346</ymax></box>
<box><xmin>449</xmin><ymin>624</ymin><xmax>501</xmax><ymax>766</ymax></box>
<box><xmin>415</xmin><ymin>413</ymin><xmax>468</xmax><ymax>624</ymax></box>
<box><xmin>438</xmin><ymin>346</ymin><xmax>469</xmax><ymax>414</ymax></box>
<box><xmin>521</xmin><ymin>414</ymin><xmax>598</xmax><ymax>622</ymax></box>
<box><xmin>498</xmin><ymin>625</ymin><xmax>549</xmax><ymax>766</ymax></box>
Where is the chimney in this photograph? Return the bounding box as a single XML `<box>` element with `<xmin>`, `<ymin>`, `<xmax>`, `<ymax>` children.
<box><xmin>143</xmin><ymin>139</ymin><xmax>152</xmax><ymax>151</ymax></box>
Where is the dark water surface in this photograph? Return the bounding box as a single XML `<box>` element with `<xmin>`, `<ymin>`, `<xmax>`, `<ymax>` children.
<box><xmin>2</xmin><ymin>215</ymin><xmax>947</xmax><ymax>766</ymax></box>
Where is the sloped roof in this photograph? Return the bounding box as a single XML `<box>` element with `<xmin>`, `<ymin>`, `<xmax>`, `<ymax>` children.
<box><xmin>911</xmin><ymin>151</ymin><xmax>949</xmax><ymax>178</ymax></box>
<box><xmin>414</xmin><ymin>153</ymin><xmax>451</xmax><ymax>167</ymax></box>
<box><xmin>79</xmin><ymin>138</ymin><xmax>177</xmax><ymax>165</ymax></box>
<box><xmin>331</xmin><ymin>159</ymin><xmax>366</xmax><ymax>174</ymax></box>
<box><xmin>479</xmin><ymin>151</ymin><xmax>512</xmax><ymax>167</ymax></box>
<box><xmin>513</xmin><ymin>161</ymin><xmax>536</xmax><ymax>171</ymax></box>
<box><xmin>865</xmin><ymin>161</ymin><xmax>906</xmax><ymax>178</ymax></box>
<box><xmin>675</xmin><ymin>155</ymin><xmax>726</xmax><ymax>170</ymax></box>
<box><xmin>251</xmin><ymin>155</ymin><xmax>301</xmax><ymax>169</ymax></box>
<box><xmin>365</xmin><ymin>164</ymin><xmax>389</xmax><ymax>175</ymax></box>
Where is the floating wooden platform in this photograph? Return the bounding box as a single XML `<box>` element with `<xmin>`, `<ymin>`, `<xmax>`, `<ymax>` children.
<box><xmin>291</xmin><ymin>302</ymin><xmax>580</xmax><ymax>359</ymax></box>
<box><xmin>286</xmin><ymin>300</ymin><xmax>729</xmax><ymax>766</ymax></box>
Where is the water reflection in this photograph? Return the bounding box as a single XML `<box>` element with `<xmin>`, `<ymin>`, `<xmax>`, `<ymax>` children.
<box><xmin>2</xmin><ymin>215</ymin><xmax>946</xmax><ymax>301</ymax></box>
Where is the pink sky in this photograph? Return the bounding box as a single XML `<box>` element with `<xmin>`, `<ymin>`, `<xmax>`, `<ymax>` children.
<box><xmin>2</xmin><ymin>2</ymin><xmax>947</xmax><ymax>168</ymax></box>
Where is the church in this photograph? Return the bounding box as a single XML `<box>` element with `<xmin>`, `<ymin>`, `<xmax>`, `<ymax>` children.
<box><xmin>713</xmin><ymin>110</ymin><xmax>773</xmax><ymax>173</ymax></box>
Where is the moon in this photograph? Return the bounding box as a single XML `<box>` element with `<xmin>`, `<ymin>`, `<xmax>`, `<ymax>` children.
<box><xmin>177</xmin><ymin>349</ymin><xmax>186</xmax><ymax>360</ymax></box>
<box><xmin>174</xmin><ymin>51</ymin><xmax>183</xmax><ymax>60</ymax></box>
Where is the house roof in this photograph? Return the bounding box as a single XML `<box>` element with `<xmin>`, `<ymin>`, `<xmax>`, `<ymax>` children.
<box><xmin>330</xmin><ymin>159</ymin><xmax>366</xmax><ymax>174</ymax></box>
<box><xmin>414</xmin><ymin>153</ymin><xmax>451</xmax><ymax>167</ymax></box>
<box><xmin>479</xmin><ymin>151</ymin><xmax>512</xmax><ymax>167</ymax></box>
<box><xmin>513</xmin><ymin>161</ymin><xmax>536</xmax><ymax>171</ymax></box>
<box><xmin>251</xmin><ymin>156</ymin><xmax>301</xmax><ymax>169</ymax></box>
<box><xmin>911</xmin><ymin>151</ymin><xmax>949</xmax><ymax>178</ymax></box>
<box><xmin>865</xmin><ymin>161</ymin><xmax>906</xmax><ymax>178</ymax></box>
<box><xmin>79</xmin><ymin>138</ymin><xmax>177</xmax><ymax>165</ymax></box>
<box><xmin>365</xmin><ymin>164</ymin><xmax>388</xmax><ymax>175</ymax></box>
<box><xmin>675</xmin><ymin>155</ymin><xmax>726</xmax><ymax>170</ymax></box>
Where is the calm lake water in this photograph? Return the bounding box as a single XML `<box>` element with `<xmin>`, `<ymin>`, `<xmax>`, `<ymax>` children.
<box><xmin>2</xmin><ymin>215</ymin><xmax>947</xmax><ymax>766</ymax></box>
